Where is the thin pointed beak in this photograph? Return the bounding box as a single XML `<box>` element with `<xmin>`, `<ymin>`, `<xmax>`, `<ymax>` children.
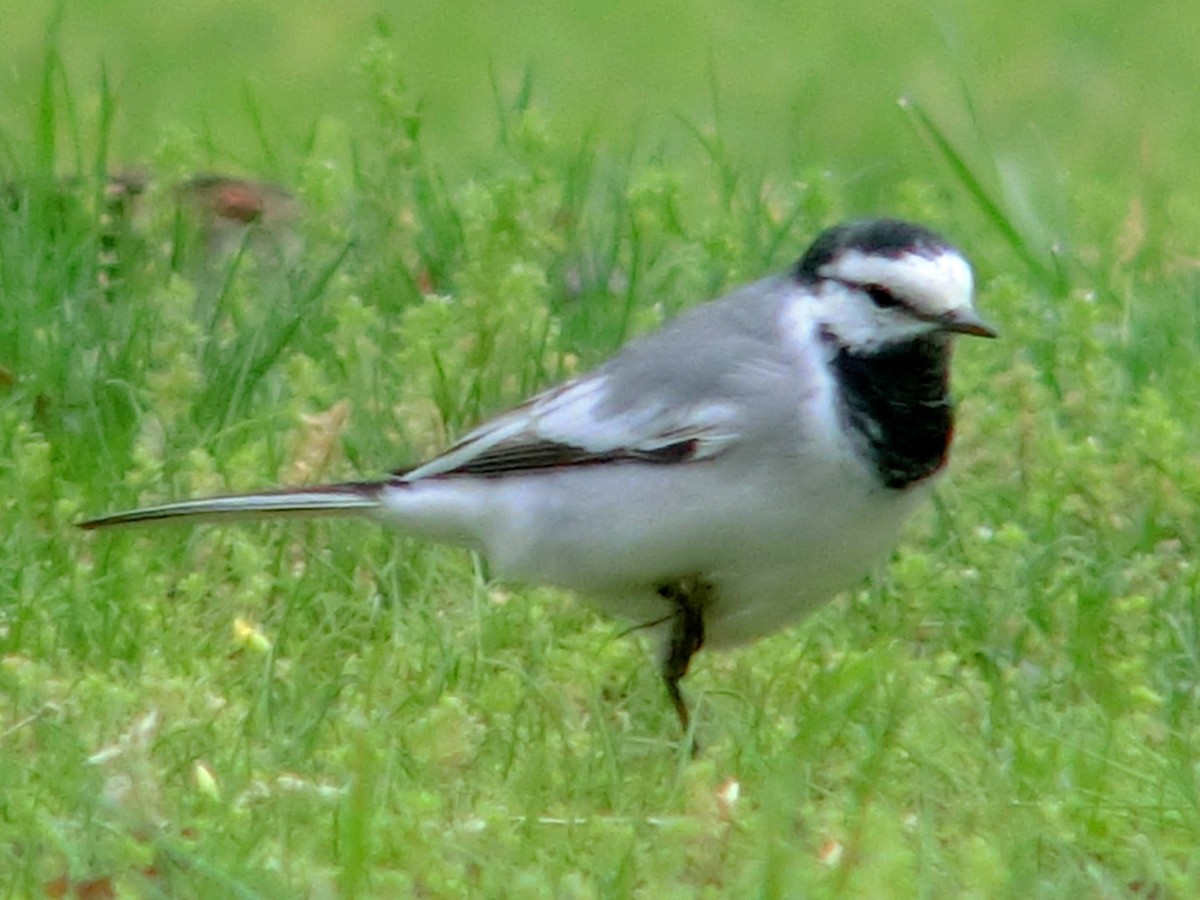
<box><xmin>939</xmin><ymin>308</ymin><xmax>998</xmax><ymax>338</ymax></box>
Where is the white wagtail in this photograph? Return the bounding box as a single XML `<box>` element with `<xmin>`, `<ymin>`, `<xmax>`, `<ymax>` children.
<box><xmin>81</xmin><ymin>218</ymin><xmax>995</xmax><ymax>740</ymax></box>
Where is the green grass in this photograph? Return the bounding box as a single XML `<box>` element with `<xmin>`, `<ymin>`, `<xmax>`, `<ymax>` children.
<box><xmin>4</xmin><ymin>10</ymin><xmax>1200</xmax><ymax>898</ymax></box>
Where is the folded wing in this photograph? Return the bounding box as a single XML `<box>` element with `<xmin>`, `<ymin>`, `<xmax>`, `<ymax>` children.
<box><xmin>401</xmin><ymin>373</ymin><xmax>740</xmax><ymax>481</ymax></box>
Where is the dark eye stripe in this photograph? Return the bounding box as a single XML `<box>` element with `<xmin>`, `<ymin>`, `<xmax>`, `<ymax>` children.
<box><xmin>863</xmin><ymin>283</ymin><xmax>904</xmax><ymax>309</ymax></box>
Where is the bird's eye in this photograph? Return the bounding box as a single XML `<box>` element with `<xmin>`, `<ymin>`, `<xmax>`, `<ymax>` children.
<box><xmin>863</xmin><ymin>284</ymin><xmax>903</xmax><ymax>309</ymax></box>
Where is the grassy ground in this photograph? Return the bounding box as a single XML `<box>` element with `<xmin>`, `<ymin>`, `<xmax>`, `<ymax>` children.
<box><xmin>3</xmin><ymin>7</ymin><xmax>1200</xmax><ymax>898</ymax></box>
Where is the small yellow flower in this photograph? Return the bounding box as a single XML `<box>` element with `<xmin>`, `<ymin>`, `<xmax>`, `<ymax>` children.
<box><xmin>193</xmin><ymin>760</ymin><xmax>221</xmax><ymax>801</ymax></box>
<box><xmin>233</xmin><ymin>617</ymin><xmax>272</xmax><ymax>653</ymax></box>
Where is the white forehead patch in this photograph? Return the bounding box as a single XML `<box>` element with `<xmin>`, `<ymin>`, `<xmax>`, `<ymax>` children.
<box><xmin>820</xmin><ymin>249</ymin><xmax>974</xmax><ymax>316</ymax></box>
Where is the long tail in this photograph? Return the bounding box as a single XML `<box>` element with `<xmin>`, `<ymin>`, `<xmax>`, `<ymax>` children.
<box><xmin>77</xmin><ymin>481</ymin><xmax>386</xmax><ymax>530</ymax></box>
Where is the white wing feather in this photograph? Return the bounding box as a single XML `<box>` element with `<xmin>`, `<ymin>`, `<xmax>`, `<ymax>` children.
<box><xmin>402</xmin><ymin>373</ymin><xmax>739</xmax><ymax>481</ymax></box>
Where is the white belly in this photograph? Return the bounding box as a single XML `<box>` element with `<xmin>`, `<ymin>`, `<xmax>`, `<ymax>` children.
<box><xmin>379</xmin><ymin>456</ymin><xmax>934</xmax><ymax>649</ymax></box>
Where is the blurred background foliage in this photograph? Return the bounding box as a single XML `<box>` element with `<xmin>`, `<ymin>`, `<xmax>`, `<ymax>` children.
<box><xmin>4</xmin><ymin>1</ymin><xmax>1197</xmax><ymax>192</ymax></box>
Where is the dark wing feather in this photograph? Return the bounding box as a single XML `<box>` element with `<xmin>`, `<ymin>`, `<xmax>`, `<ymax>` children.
<box><xmin>428</xmin><ymin>435</ymin><xmax>701</xmax><ymax>477</ymax></box>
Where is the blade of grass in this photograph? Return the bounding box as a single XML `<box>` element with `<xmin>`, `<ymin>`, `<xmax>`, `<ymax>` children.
<box><xmin>34</xmin><ymin>6</ymin><xmax>66</xmax><ymax>176</ymax></box>
<box><xmin>899</xmin><ymin>95</ymin><xmax>1066</xmax><ymax>296</ymax></box>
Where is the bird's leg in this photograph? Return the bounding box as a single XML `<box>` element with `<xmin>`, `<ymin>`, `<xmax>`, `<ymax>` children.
<box><xmin>657</xmin><ymin>578</ymin><xmax>708</xmax><ymax>751</ymax></box>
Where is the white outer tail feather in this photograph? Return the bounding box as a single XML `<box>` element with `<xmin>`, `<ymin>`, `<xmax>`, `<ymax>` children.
<box><xmin>77</xmin><ymin>483</ymin><xmax>384</xmax><ymax>529</ymax></box>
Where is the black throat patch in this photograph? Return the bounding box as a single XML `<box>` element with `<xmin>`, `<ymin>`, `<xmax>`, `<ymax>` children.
<box><xmin>832</xmin><ymin>337</ymin><xmax>954</xmax><ymax>490</ymax></box>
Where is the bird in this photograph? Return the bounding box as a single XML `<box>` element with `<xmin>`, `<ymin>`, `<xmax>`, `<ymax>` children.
<box><xmin>80</xmin><ymin>217</ymin><xmax>996</xmax><ymax>744</ymax></box>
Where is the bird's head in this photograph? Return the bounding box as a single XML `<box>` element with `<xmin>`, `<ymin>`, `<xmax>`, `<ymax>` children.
<box><xmin>796</xmin><ymin>218</ymin><xmax>996</xmax><ymax>352</ymax></box>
